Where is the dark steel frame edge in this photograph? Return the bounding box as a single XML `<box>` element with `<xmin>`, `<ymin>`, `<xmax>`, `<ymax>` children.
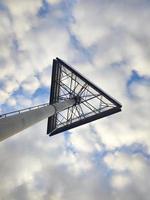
<box><xmin>47</xmin><ymin>58</ymin><xmax>122</xmax><ymax>136</ymax></box>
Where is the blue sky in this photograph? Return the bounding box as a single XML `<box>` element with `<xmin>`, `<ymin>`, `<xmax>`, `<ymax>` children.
<box><xmin>0</xmin><ymin>0</ymin><xmax>150</xmax><ymax>199</ymax></box>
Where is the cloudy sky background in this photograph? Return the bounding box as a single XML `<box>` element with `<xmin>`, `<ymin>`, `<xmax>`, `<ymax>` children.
<box><xmin>0</xmin><ymin>0</ymin><xmax>150</xmax><ymax>199</ymax></box>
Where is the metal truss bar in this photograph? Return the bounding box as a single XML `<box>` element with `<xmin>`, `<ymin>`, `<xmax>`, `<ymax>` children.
<box><xmin>56</xmin><ymin>118</ymin><xmax>66</xmax><ymax>127</ymax></box>
<box><xmin>80</xmin><ymin>94</ymin><xmax>102</xmax><ymax>104</ymax></box>
<box><xmin>67</xmin><ymin>107</ymin><xmax>70</xmax><ymax>121</ymax></box>
<box><xmin>61</xmin><ymin>67</ymin><xmax>72</xmax><ymax>77</ymax></box>
<box><xmin>57</xmin><ymin>112</ymin><xmax>68</xmax><ymax>122</ymax></box>
<box><xmin>70</xmin><ymin>71</ymin><xmax>73</xmax><ymax>95</ymax></box>
<box><xmin>78</xmin><ymin>104</ymin><xmax>85</xmax><ymax>117</ymax></box>
<box><xmin>78</xmin><ymin>83</ymin><xmax>88</xmax><ymax>96</ymax></box>
<box><xmin>80</xmin><ymin>94</ymin><xmax>111</xmax><ymax>108</ymax></box>
<box><xmin>81</xmin><ymin>101</ymin><xmax>97</xmax><ymax>114</ymax></box>
<box><xmin>53</xmin><ymin>66</ymin><xmax>114</xmax><ymax>122</ymax></box>
<box><xmin>61</xmin><ymin>75</ymin><xmax>71</xmax><ymax>82</ymax></box>
<box><xmin>55</xmin><ymin>79</ymin><xmax>73</xmax><ymax>95</ymax></box>
<box><xmin>57</xmin><ymin>58</ymin><xmax>122</xmax><ymax>108</ymax></box>
<box><xmin>60</xmin><ymin>82</ymin><xmax>72</xmax><ymax>94</ymax></box>
<box><xmin>71</xmin><ymin>106</ymin><xmax>79</xmax><ymax>120</ymax></box>
<box><xmin>61</xmin><ymin>105</ymin><xmax>108</xmax><ymax>125</ymax></box>
<box><xmin>58</xmin><ymin>68</ymin><xmax>110</xmax><ymax>106</ymax></box>
<box><xmin>59</xmin><ymin>95</ymin><xmax>70</xmax><ymax>98</ymax></box>
<box><xmin>80</xmin><ymin>95</ymin><xmax>99</xmax><ymax>111</ymax></box>
<box><xmin>50</xmin><ymin>106</ymin><xmax>121</xmax><ymax>136</ymax></box>
<box><xmin>47</xmin><ymin>58</ymin><xmax>122</xmax><ymax>136</ymax></box>
<box><xmin>81</xmin><ymin>94</ymin><xmax>98</xmax><ymax>98</ymax></box>
<box><xmin>69</xmin><ymin>105</ymin><xmax>74</xmax><ymax>123</ymax></box>
<box><xmin>59</xmin><ymin>88</ymin><xmax>69</xmax><ymax>96</ymax></box>
<box><xmin>75</xmin><ymin>106</ymin><xmax>81</xmax><ymax>118</ymax></box>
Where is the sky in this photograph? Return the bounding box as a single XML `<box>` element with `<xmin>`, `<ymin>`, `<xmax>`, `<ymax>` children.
<box><xmin>0</xmin><ymin>0</ymin><xmax>150</xmax><ymax>199</ymax></box>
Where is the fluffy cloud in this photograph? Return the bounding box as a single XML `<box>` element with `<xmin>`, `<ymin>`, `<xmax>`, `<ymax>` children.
<box><xmin>0</xmin><ymin>0</ymin><xmax>77</xmax><ymax>107</ymax></box>
<box><xmin>47</xmin><ymin>0</ymin><xmax>62</xmax><ymax>4</ymax></box>
<box><xmin>104</xmin><ymin>152</ymin><xmax>146</xmax><ymax>174</ymax></box>
<box><xmin>69</xmin><ymin>125</ymin><xmax>102</xmax><ymax>153</ymax></box>
<box><xmin>70</xmin><ymin>0</ymin><xmax>150</xmax><ymax>154</ymax></box>
<box><xmin>71</xmin><ymin>0</ymin><xmax>150</xmax><ymax>76</ymax></box>
<box><xmin>21</xmin><ymin>76</ymin><xmax>40</xmax><ymax>94</ymax></box>
<box><xmin>93</xmin><ymin>77</ymin><xmax>150</xmax><ymax>152</ymax></box>
<box><xmin>104</xmin><ymin>151</ymin><xmax>150</xmax><ymax>198</ymax></box>
<box><xmin>4</xmin><ymin>0</ymin><xmax>42</xmax><ymax>16</ymax></box>
<box><xmin>0</xmin><ymin>0</ymin><xmax>150</xmax><ymax>200</ymax></box>
<box><xmin>111</xmin><ymin>174</ymin><xmax>131</xmax><ymax>189</ymax></box>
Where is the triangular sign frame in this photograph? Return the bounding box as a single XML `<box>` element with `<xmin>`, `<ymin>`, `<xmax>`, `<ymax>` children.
<box><xmin>47</xmin><ymin>58</ymin><xmax>122</xmax><ymax>136</ymax></box>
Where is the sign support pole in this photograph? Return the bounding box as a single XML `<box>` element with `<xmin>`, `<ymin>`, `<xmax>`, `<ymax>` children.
<box><xmin>0</xmin><ymin>98</ymin><xmax>75</xmax><ymax>142</ymax></box>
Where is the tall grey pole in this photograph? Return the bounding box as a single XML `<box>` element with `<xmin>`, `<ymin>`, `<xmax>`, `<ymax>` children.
<box><xmin>0</xmin><ymin>99</ymin><xmax>75</xmax><ymax>142</ymax></box>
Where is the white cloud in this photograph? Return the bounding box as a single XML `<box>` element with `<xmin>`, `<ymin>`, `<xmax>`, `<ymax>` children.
<box><xmin>1</xmin><ymin>0</ymin><xmax>42</xmax><ymax>41</ymax></box>
<box><xmin>22</xmin><ymin>76</ymin><xmax>40</xmax><ymax>94</ymax></box>
<box><xmin>71</xmin><ymin>0</ymin><xmax>150</xmax><ymax>76</ymax></box>
<box><xmin>3</xmin><ymin>78</ymin><xmax>19</xmax><ymax>93</ymax></box>
<box><xmin>4</xmin><ymin>0</ymin><xmax>42</xmax><ymax>16</ymax></box>
<box><xmin>92</xmin><ymin>73</ymin><xmax>150</xmax><ymax>151</ymax></box>
<box><xmin>47</xmin><ymin>0</ymin><xmax>62</xmax><ymax>4</ymax></box>
<box><xmin>0</xmin><ymin>0</ymin><xmax>77</xmax><ymax>106</ymax></box>
<box><xmin>0</xmin><ymin>0</ymin><xmax>150</xmax><ymax>200</ymax></box>
<box><xmin>6</xmin><ymin>97</ymin><xmax>17</xmax><ymax>106</ymax></box>
<box><xmin>0</xmin><ymin>90</ymin><xmax>9</xmax><ymax>104</ymax></box>
<box><xmin>130</xmin><ymin>81</ymin><xmax>150</xmax><ymax>101</ymax></box>
<box><xmin>15</xmin><ymin>95</ymin><xmax>33</xmax><ymax>108</ymax></box>
<box><xmin>111</xmin><ymin>174</ymin><xmax>131</xmax><ymax>189</ymax></box>
<box><xmin>104</xmin><ymin>152</ymin><xmax>146</xmax><ymax>174</ymax></box>
<box><xmin>69</xmin><ymin>125</ymin><xmax>102</xmax><ymax>153</ymax></box>
<box><xmin>104</xmin><ymin>152</ymin><xmax>150</xmax><ymax>195</ymax></box>
<box><xmin>38</xmin><ymin>66</ymin><xmax>51</xmax><ymax>87</ymax></box>
<box><xmin>58</xmin><ymin>151</ymin><xmax>92</xmax><ymax>175</ymax></box>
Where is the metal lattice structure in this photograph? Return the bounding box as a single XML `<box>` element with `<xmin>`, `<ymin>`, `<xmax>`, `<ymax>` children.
<box><xmin>0</xmin><ymin>57</ymin><xmax>122</xmax><ymax>142</ymax></box>
<box><xmin>47</xmin><ymin>58</ymin><xmax>122</xmax><ymax>136</ymax></box>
